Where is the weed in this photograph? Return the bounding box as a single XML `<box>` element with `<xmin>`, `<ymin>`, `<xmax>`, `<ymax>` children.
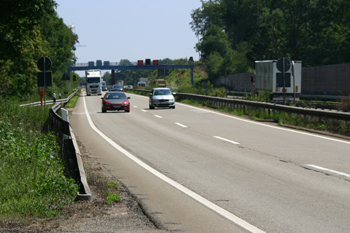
<box><xmin>107</xmin><ymin>181</ymin><xmax>119</xmax><ymax>189</ymax></box>
<box><xmin>105</xmin><ymin>192</ymin><xmax>121</xmax><ymax>205</ymax></box>
<box><xmin>64</xmin><ymin>90</ymin><xmax>81</xmax><ymax>108</ymax></box>
<box><xmin>244</xmin><ymin>90</ymin><xmax>272</xmax><ymax>102</ymax></box>
<box><xmin>338</xmin><ymin>95</ymin><xmax>350</xmax><ymax>112</ymax></box>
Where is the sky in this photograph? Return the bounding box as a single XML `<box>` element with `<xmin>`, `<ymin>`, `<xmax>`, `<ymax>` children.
<box><xmin>55</xmin><ymin>0</ymin><xmax>203</xmax><ymax>71</ymax></box>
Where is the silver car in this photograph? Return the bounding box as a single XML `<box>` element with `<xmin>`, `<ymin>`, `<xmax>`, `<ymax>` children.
<box><xmin>149</xmin><ymin>88</ymin><xmax>175</xmax><ymax>109</ymax></box>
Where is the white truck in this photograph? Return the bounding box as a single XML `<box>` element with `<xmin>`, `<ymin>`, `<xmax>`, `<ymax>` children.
<box><xmin>85</xmin><ymin>69</ymin><xmax>102</xmax><ymax>96</ymax></box>
<box><xmin>255</xmin><ymin>60</ymin><xmax>302</xmax><ymax>101</ymax></box>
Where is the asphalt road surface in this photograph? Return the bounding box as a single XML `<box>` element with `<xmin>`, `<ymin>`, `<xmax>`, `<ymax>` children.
<box><xmin>70</xmin><ymin>90</ymin><xmax>350</xmax><ymax>233</ymax></box>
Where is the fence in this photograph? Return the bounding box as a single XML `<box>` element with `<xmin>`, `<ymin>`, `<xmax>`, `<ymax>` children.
<box><xmin>49</xmin><ymin>90</ymin><xmax>92</xmax><ymax>201</ymax></box>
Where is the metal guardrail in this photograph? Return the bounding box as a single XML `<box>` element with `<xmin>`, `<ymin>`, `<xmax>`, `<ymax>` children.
<box><xmin>20</xmin><ymin>91</ymin><xmax>78</xmax><ymax>107</ymax></box>
<box><xmin>131</xmin><ymin>89</ymin><xmax>350</xmax><ymax>131</ymax></box>
<box><xmin>230</xmin><ymin>91</ymin><xmax>350</xmax><ymax>100</ymax></box>
<box><xmin>48</xmin><ymin>89</ymin><xmax>92</xmax><ymax>201</ymax></box>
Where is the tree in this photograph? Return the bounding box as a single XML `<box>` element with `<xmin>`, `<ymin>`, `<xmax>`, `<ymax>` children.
<box><xmin>0</xmin><ymin>0</ymin><xmax>56</xmax><ymax>62</ymax></box>
<box><xmin>40</xmin><ymin>10</ymin><xmax>78</xmax><ymax>73</ymax></box>
<box><xmin>0</xmin><ymin>0</ymin><xmax>78</xmax><ymax>98</ymax></box>
<box><xmin>205</xmin><ymin>52</ymin><xmax>224</xmax><ymax>79</ymax></box>
<box><xmin>196</xmin><ymin>24</ymin><xmax>231</xmax><ymax>60</ymax></box>
<box><xmin>190</xmin><ymin>0</ymin><xmax>224</xmax><ymax>37</ymax></box>
<box><xmin>190</xmin><ymin>0</ymin><xmax>350</xmax><ymax>73</ymax></box>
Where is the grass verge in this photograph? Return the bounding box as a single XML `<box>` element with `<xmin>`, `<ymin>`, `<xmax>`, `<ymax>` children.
<box><xmin>0</xmin><ymin>97</ymin><xmax>79</xmax><ymax>226</ymax></box>
<box><xmin>64</xmin><ymin>89</ymin><xmax>81</xmax><ymax>108</ymax></box>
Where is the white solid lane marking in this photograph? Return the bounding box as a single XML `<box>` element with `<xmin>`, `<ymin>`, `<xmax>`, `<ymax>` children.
<box><xmin>175</xmin><ymin>102</ymin><xmax>350</xmax><ymax>145</ymax></box>
<box><xmin>154</xmin><ymin>115</ymin><xmax>162</xmax><ymax>118</ymax></box>
<box><xmin>133</xmin><ymin>106</ymin><xmax>137</xmax><ymax>108</ymax></box>
<box><xmin>306</xmin><ymin>164</ymin><xmax>350</xmax><ymax>178</ymax></box>
<box><xmin>214</xmin><ymin>136</ymin><xmax>240</xmax><ymax>145</ymax></box>
<box><xmin>83</xmin><ymin>95</ymin><xmax>265</xmax><ymax>233</ymax></box>
<box><xmin>175</xmin><ymin>122</ymin><xmax>188</xmax><ymax>128</ymax></box>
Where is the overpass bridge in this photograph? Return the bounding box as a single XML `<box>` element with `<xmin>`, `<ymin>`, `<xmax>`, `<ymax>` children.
<box><xmin>67</xmin><ymin>60</ymin><xmax>194</xmax><ymax>85</ymax></box>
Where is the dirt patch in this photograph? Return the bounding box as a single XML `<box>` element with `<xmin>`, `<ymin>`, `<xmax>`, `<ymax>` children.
<box><xmin>0</xmin><ymin>140</ymin><xmax>166</xmax><ymax>232</ymax></box>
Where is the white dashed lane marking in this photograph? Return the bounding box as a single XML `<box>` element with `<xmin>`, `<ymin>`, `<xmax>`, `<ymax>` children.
<box><xmin>306</xmin><ymin>164</ymin><xmax>350</xmax><ymax>178</ymax></box>
<box><xmin>175</xmin><ymin>122</ymin><xmax>188</xmax><ymax>128</ymax></box>
<box><xmin>214</xmin><ymin>136</ymin><xmax>240</xmax><ymax>145</ymax></box>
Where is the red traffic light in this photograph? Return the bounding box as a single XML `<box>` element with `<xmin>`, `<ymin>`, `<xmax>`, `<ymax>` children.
<box><xmin>138</xmin><ymin>60</ymin><xmax>143</xmax><ymax>65</ymax></box>
<box><xmin>153</xmin><ymin>60</ymin><xmax>159</xmax><ymax>65</ymax></box>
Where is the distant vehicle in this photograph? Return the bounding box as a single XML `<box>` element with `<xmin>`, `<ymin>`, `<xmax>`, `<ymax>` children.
<box><xmin>149</xmin><ymin>87</ymin><xmax>175</xmax><ymax>109</ymax></box>
<box><xmin>128</xmin><ymin>85</ymin><xmax>133</xmax><ymax>89</ymax></box>
<box><xmin>85</xmin><ymin>69</ymin><xmax>102</xmax><ymax>96</ymax></box>
<box><xmin>155</xmin><ymin>79</ymin><xmax>168</xmax><ymax>87</ymax></box>
<box><xmin>101</xmin><ymin>91</ymin><xmax>130</xmax><ymax>113</ymax></box>
<box><xmin>102</xmin><ymin>85</ymin><xmax>107</xmax><ymax>91</ymax></box>
<box><xmin>137</xmin><ymin>82</ymin><xmax>146</xmax><ymax>87</ymax></box>
<box><xmin>109</xmin><ymin>84</ymin><xmax>123</xmax><ymax>91</ymax></box>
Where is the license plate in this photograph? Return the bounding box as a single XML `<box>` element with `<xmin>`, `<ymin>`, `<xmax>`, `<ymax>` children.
<box><xmin>113</xmin><ymin>106</ymin><xmax>121</xmax><ymax>109</ymax></box>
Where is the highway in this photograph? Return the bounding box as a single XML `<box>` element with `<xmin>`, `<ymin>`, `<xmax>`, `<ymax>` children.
<box><xmin>70</xmin><ymin>90</ymin><xmax>350</xmax><ymax>233</ymax></box>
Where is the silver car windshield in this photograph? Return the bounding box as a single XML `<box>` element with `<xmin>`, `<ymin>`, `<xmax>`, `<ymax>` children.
<box><xmin>154</xmin><ymin>90</ymin><xmax>171</xmax><ymax>95</ymax></box>
<box><xmin>105</xmin><ymin>93</ymin><xmax>126</xmax><ymax>99</ymax></box>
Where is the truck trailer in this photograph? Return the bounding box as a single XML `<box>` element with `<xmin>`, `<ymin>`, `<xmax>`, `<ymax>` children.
<box><xmin>255</xmin><ymin>60</ymin><xmax>302</xmax><ymax>101</ymax></box>
<box><xmin>85</xmin><ymin>69</ymin><xmax>102</xmax><ymax>96</ymax></box>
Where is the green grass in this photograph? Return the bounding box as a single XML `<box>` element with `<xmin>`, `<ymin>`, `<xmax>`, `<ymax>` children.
<box><xmin>64</xmin><ymin>89</ymin><xmax>81</xmax><ymax>108</ymax></box>
<box><xmin>105</xmin><ymin>192</ymin><xmax>121</xmax><ymax>205</ymax></box>
<box><xmin>104</xmin><ymin>181</ymin><xmax>120</xmax><ymax>205</ymax></box>
<box><xmin>0</xmin><ymin>97</ymin><xmax>79</xmax><ymax>221</ymax></box>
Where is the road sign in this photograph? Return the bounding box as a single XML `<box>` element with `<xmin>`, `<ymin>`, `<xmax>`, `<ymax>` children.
<box><xmin>145</xmin><ymin>59</ymin><xmax>151</xmax><ymax>65</ymax></box>
<box><xmin>37</xmin><ymin>72</ymin><xmax>52</xmax><ymax>86</ymax></box>
<box><xmin>138</xmin><ymin>60</ymin><xmax>143</xmax><ymax>65</ymax></box>
<box><xmin>276</xmin><ymin>57</ymin><xmax>290</xmax><ymax>72</ymax></box>
<box><xmin>37</xmin><ymin>57</ymin><xmax>52</xmax><ymax>71</ymax></box>
<box><xmin>61</xmin><ymin>72</ymin><xmax>70</xmax><ymax>81</ymax></box>
<box><xmin>153</xmin><ymin>60</ymin><xmax>159</xmax><ymax>65</ymax></box>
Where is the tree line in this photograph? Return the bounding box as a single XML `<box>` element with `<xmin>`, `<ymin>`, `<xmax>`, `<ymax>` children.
<box><xmin>191</xmin><ymin>0</ymin><xmax>350</xmax><ymax>80</ymax></box>
<box><xmin>0</xmin><ymin>0</ymin><xmax>78</xmax><ymax>99</ymax></box>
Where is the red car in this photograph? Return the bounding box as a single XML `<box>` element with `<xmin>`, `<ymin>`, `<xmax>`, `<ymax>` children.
<box><xmin>101</xmin><ymin>91</ymin><xmax>130</xmax><ymax>113</ymax></box>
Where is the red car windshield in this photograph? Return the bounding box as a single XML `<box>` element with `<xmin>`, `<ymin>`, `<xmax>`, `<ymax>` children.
<box><xmin>105</xmin><ymin>93</ymin><xmax>126</xmax><ymax>99</ymax></box>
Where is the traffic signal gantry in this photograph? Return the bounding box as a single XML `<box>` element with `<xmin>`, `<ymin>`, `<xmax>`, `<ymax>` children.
<box><xmin>67</xmin><ymin>58</ymin><xmax>195</xmax><ymax>85</ymax></box>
